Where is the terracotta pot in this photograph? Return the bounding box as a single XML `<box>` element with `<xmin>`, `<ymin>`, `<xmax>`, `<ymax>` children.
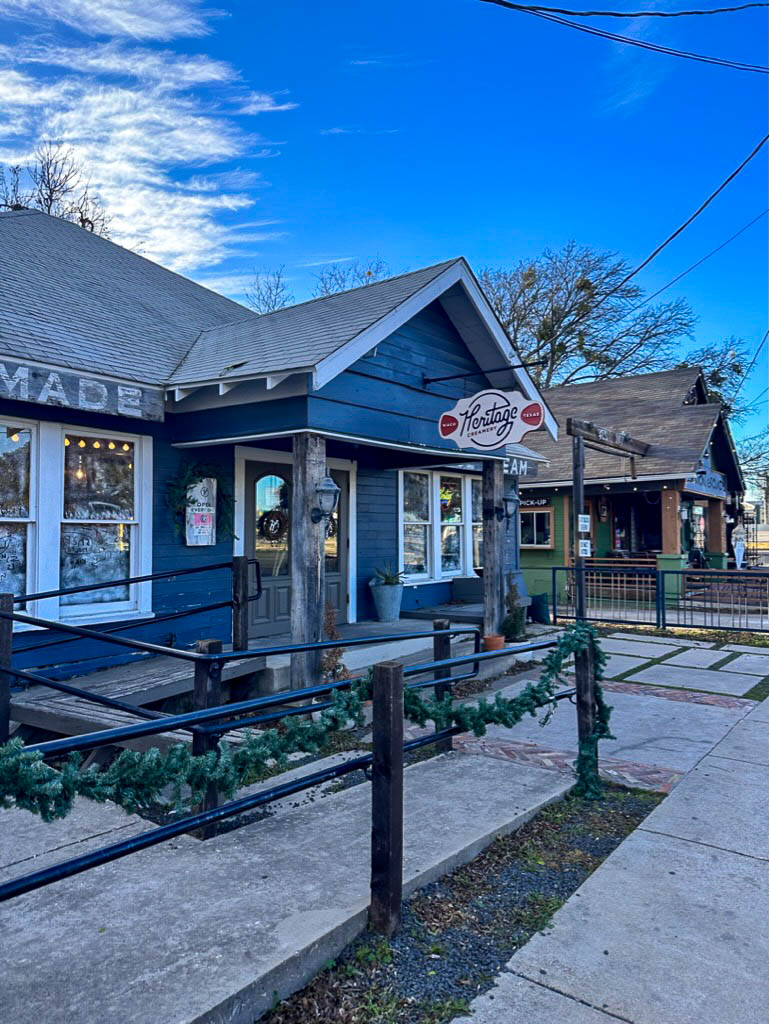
<box><xmin>482</xmin><ymin>633</ymin><xmax>505</xmax><ymax>652</ymax></box>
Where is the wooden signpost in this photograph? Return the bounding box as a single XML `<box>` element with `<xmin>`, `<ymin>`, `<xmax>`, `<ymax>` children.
<box><xmin>566</xmin><ymin>418</ymin><xmax>649</xmax><ymax>769</ymax></box>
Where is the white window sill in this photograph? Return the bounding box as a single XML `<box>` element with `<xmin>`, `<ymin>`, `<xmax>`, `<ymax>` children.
<box><xmin>403</xmin><ymin>575</ymin><xmax>478</xmax><ymax>588</ymax></box>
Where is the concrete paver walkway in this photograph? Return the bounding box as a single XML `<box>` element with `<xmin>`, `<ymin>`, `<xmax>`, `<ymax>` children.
<box><xmin>458</xmin><ymin>698</ymin><xmax>769</xmax><ymax>1024</ymax></box>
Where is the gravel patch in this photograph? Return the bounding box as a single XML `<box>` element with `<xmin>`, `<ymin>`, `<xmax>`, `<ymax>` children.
<box><xmin>262</xmin><ymin>785</ymin><xmax>662</xmax><ymax>1023</ymax></box>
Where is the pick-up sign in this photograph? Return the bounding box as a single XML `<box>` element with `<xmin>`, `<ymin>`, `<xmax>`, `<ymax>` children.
<box><xmin>439</xmin><ymin>389</ymin><xmax>544</xmax><ymax>451</ymax></box>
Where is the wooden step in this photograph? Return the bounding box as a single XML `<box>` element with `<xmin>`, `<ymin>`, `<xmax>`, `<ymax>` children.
<box><xmin>10</xmin><ymin>696</ymin><xmax>244</xmax><ymax>753</ymax></box>
<box><xmin>10</xmin><ymin>650</ymin><xmax>265</xmax><ymax>751</ymax></box>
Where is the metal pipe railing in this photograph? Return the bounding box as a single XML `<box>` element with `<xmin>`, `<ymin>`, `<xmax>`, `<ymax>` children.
<box><xmin>0</xmin><ymin>684</ymin><xmax>577</xmax><ymax>905</ymax></box>
<box><xmin>14</xmin><ymin>561</ymin><xmax>234</xmax><ymax>605</ymax></box>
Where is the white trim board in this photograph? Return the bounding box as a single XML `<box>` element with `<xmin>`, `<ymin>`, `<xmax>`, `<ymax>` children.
<box><xmin>176</xmin><ymin>428</ymin><xmax>507</xmax><ymax>462</ymax></box>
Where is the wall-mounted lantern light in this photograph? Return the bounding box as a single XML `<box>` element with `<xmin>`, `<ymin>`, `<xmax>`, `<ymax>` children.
<box><xmin>502</xmin><ymin>494</ymin><xmax>518</xmax><ymax>530</ymax></box>
<box><xmin>311</xmin><ymin>475</ymin><xmax>340</xmax><ymax>526</ymax></box>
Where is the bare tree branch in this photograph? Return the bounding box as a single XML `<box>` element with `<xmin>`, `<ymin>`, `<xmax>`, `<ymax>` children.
<box><xmin>243</xmin><ymin>266</ymin><xmax>294</xmax><ymax>314</ymax></box>
<box><xmin>0</xmin><ymin>140</ymin><xmax>110</xmax><ymax>236</ymax></box>
<box><xmin>313</xmin><ymin>258</ymin><xmax>390</xmax><ymax>297</ymax></box>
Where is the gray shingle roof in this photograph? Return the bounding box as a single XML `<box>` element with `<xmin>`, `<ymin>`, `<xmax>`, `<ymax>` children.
<box><xmin>0</xmin><ymin>209</ymin><xmax>252</xmax><ymax>386</ymax></box>
<box><xmin>167</xmin><ymin>259</ymin><xmax>462</xmax><ymax>386</ymax></box>
<box><xmin>0</xmin><ymin>210</ymin><xmax>463</xmax><ymax>391</ymax></box>
<box><xmin>523</xmin><ymin>368</ymin><xmax>721</xmax><ymax>483</ymax></box>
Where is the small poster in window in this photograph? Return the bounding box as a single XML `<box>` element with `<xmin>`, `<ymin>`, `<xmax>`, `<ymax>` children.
<box><xmin>185</xmin><ymin>478</ymin><xmax>217</xmax><ymax>546</ymax></box>
<box><xmin>578</xmin><ymin>539</ymin><xmax>592</xmax><ymax>557</ymax></box>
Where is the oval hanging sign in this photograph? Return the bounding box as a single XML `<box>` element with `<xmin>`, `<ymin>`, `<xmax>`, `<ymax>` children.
<box><xmin>438</xmin><ymin>389</ymin><xmax>544</xmax><ymax>451</ymax></box>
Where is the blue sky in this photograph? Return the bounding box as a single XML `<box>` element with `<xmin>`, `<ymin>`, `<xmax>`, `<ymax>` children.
<box><xmin>0</xmin><ymin>0</ymin><xmax>766</xmax><ymax>442</ymax></box>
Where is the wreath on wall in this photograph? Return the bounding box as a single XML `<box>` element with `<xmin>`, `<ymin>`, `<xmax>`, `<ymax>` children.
<box><xmin>165</xmin><ymin>461</ymin><xmax>235</xmax><ymax>541</ymax></box>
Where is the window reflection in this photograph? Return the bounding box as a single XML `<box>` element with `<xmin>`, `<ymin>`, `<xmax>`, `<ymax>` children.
<box><xmin>255</xmin><ymin>475</ymin><xmax>290</xmax><ymax>577</ymax></box>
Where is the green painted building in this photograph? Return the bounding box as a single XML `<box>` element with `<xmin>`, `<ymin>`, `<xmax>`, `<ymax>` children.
<box><xmin>519</xmin><ymin>368</ymin><xmax>745</xmax><ymax>604</ymax></box>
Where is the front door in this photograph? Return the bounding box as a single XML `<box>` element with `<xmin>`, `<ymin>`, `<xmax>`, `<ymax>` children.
<box><xmin>245</xmin><ymin>461</ymin><xmax>348</xmax><ymax>638</ymax></box>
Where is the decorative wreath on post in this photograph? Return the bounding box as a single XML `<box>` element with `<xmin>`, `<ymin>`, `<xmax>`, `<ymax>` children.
<box><xmin>165</xmin><ymin>461</ymin><xmax>235</xmax><ymax>541</ymax></box>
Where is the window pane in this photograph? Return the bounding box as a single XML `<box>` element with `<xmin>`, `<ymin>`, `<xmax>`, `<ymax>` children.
<box><xmin>439</xmin><ymin>476</ymin><xmax>462</xmax><ymax>523</ymax></box>
<box><xmin>0</xmin><ymin>427</ymin><xmax>31</xmax><ymax>518</ymax></box>
<box><xmin>472</xmin><ymin>524</ymin><xmax>483</xmax><ymax>570</ymax></box>
<box><xmin>471</xmin><ymin>479</ymin><xmax>482</xmax><ymax>523</ymax></box>
<box><xmin>254</xmin><ymin>474</ymin><xmax>290</xmax><ymax>577</ymax></box>
<box><xmin>0</xmin><ymin>523</ymin><xmax>27</xmax><ymax>596</ymax></box>
<box><xmin>64</xmin><ymin>435</ymin><xmax>134</xmax><ymax>520</ymax></box>
<box><xmin>404</xmin><ymin>524</ymin><xmax>429</xmax><ymax>574</ymax></box>
<box><xmin>60</xmin><ymin>523</ymin><xmax>130</xmax><ymax>605</ymax></box>
<box><xmin>520</xmin><ymin>512</ymin><xmax>535</xmax><ymax>545</ymax></box>
<box><xmin>325</xmin><ymin>511</ymin><xmax>339</xmax><ymax>574</ymax></box>
<box><xmin>535</xmin><ymin>512</ymin><xmax>551</xmax><ymax>547</ymax></box>
<box><xmin>441</xmin><ymin>525</ymin><xmax>462</xmax><ymax>574</ymax></box>
<box><xmin>403</xmin><ymin>472</ymin><xmax>430</xmax><ymax>523</ymax></box>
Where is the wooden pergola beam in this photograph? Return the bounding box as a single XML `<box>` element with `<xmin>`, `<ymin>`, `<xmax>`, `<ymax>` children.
<box><xmin>566</xmin><ymin>417</ymin><xmax>650</xmax><ymax>456</ymax></box>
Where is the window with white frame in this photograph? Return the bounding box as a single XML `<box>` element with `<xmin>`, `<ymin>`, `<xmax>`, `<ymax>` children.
<box><xmin>0</xmin><ymin>417</ymin><xmax>152</xmax><ymax>624</ymax></box>
<box><xmin>520</xmin><ymin>507</ymin><xmax>553</xmax><ymax>548</ymax></box>
<box><xmin>0</xmin><ymin>423</ymin><xmax>35</xmax><ymax>604</ymax></box>
<box><xmin>399</xmin><ymin>470</ymin><xmax>483</xmax><ymax>581</ymax></box>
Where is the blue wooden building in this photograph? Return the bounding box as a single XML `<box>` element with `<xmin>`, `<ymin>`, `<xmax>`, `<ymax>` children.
<box><xmin>0</xmin><ymin>210</ymin><xmax>556</xmax><ymax>679</ymax></box>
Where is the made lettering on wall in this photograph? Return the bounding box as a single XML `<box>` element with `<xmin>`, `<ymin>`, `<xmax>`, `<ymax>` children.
<box><xmin>0</xmin><ymin>360</ymin><xmax>164</xmax><ymax>422</ymax></box>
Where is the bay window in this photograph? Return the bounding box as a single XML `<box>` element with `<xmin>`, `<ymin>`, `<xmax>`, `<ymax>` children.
<box><xmin>0</xmin><ymin>418</ymin><xmax>152</xmax><ymax>626</ymax></box>
<box><xmin>399</xmin><ymin>470</ymin><xmax>483</xmax><ymax>581</ymax></box>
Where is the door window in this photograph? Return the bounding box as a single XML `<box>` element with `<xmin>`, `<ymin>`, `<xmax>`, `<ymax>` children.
<box><xmin>254</xmin><ymin>474</ymin><xmax>290</xmax><ymax>577</ymax></box>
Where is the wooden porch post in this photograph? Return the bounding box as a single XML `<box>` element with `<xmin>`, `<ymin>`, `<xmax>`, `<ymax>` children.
<box><xmin>290</xmin><ymin>432</ymin><xmax>327</xmax><ymax>690</ymax></box>
<box><xmin>661</xmin><ymin>489</ymin><xmax>681</xmax><ymax>555</ymax></box>
<box><xmin>707</xmin><ymin>499</ymin><xmax>727</xmax><ymax>554</ymax></box>
<box><xmin>482</xmin><ymin>460</ymin><xmax>504</xmax><ymax>636</ymax></box>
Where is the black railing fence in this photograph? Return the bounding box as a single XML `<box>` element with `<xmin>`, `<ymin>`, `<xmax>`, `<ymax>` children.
<box><xmin>553</xmin><ymin>566</ymin><xmax>769</xmax><ymax>633</ymax></box>
<box><xmin>0</xmin><ymin>598</ymin><xmax>571</xmax><ymax>935</ymax></box>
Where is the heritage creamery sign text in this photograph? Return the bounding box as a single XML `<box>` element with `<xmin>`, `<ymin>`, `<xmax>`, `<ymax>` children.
<box><xmin>0</xmin><ymin>360</ymin><xmax>164</xmax><ymax>422</ymax></box>
<box><xmin>439</xmin><ymin>389</ymin><xmax>544</xmax><ymax>452</ymax></box>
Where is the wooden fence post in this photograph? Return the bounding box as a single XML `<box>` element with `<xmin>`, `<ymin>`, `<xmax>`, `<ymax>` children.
<box><xmin>433</xmin><ymin>618</ymin><xmax>452</xmax><ymax>754</ymax></box>
<box><xmin>192</xmin><ymin>638</ymin><xmax>223</xmax><ymax>838</ymax></box>
<box><xmin>231</xmin><ymin>554</ymin><xmax>249</xmax><ymax>652</ymax></box>
<box><xmin>0</xmin><ymin>593</ymin><xmax>12</xmax><ymax>744</ymax></box>
<box><xmin>369</xmin><ymin>660</ymin><xmax>404</xmax><ymax>938</ymax></box>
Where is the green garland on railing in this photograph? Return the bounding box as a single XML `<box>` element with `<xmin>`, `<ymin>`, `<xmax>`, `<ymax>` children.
<box><xmin>0</xmin><ymin>624</ymin><xmax>612</xmax><ymax>823</ymax></box>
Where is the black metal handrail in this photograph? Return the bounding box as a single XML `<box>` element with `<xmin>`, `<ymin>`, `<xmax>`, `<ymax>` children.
<box><xmin>13</xmin><ymin>561</ymin><xmax>235</xmax><ymax>605</ymax></box>
<box><xmin>4</xmin><ymin>606</ymin><xmax>480</xmax><ymax>664</ymax></box>
<box><xmin>16</xmin><ymin>627</ymin><xmax>487</xmax><ymax>758</ymax></box>
<box><xmin>14</xmin><ymin>600</ymin><xmax>234</xmax><ymax>656</ymax></box>
<box><xmin>0</xmin><ymin>634</ymin><xmax>566</xmax><ymax>905</ymax></box>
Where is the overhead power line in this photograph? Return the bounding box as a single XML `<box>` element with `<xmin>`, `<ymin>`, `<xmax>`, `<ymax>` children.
<box><xmin>488</xmin><ymin>3</ymin><xmax>769</xmax><ymax>17</ymax></box>
<box><xmin>629</xmin><ymin>208</ymin><xmax>768</xmax><ymax>313</ymax></box>
<box><xmin>610</xmin><ymin>134</ymin><xmax>769</xmax><ymax>298</ymax></box>
<box><xmin>733</xmin><ymin>329</ymin><xmax>769</xmax><ymax>399</ymax></box>
<box><xmin>480</xmin><ymin>0</ymin><xmax>769</xmax><ymax>72</ymax></box>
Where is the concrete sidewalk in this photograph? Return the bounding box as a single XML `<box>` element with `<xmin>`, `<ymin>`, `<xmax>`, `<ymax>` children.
<box><xmin>459</xmin><ymin>698</ymin><xmax>769</xmax><ymax>1024</ymax></box>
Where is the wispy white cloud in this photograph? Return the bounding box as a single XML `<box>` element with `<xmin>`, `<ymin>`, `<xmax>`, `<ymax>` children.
<box><xmin>0</xmin><ymin>1</ymin><xmax>297</xmax><ymax>272</ymax></box>
<box><xmin>297</xmin><ymin>255</ymin><xmax>355</xmax><ymax>268</ymax></box>
<box><xmin>0</xmin><ymin>0</ymin><xmax>212</xmax><ymax>40</ymax></box>
<box><xmin>238</xmin><ymin>91</ymin><xmax>297</xmax><ymax>115</ymax></box>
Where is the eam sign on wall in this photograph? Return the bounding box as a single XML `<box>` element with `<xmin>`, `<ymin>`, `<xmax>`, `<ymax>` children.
<box><xmin>439</xmin><ymin>389</ymin><xmax>543</xmax><ymax>452</ymax></box>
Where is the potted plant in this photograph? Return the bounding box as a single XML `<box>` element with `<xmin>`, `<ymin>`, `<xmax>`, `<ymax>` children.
<box><xmin>369</xmin><ymin>564</ymin><xmax>406</xmax><ymax>622</ymax></box>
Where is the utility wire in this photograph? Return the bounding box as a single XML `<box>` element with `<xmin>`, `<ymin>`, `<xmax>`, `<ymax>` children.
<box><xmin>609</xmin><ymin>135</ymin><xmax>769</xmax><ymax>299</ymax></box>
<box><xmin>732</xmin><ymin>329</ymin><xmax>769</xmax><ymax>399</ymax></box>
<box><xmin>480</xmin><ymin>0</ymin><xmax>769</xmax><ymax>72</ymax></box>
<box><xmin>488</xmin><ymin>3</ymin><xmax>769</xmax><ymax>18</ymax></box>
<box><xmin>627</xmin><ymin>208</ymin><xmax>768</xmax><ymax>313</ymax></box>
